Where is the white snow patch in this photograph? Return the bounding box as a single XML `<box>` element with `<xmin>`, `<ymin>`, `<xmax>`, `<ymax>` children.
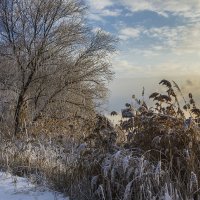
<box><xmin>0</xmin><ymin>172</ymin><xmax>69</xmax><ymax>200</ymax></box>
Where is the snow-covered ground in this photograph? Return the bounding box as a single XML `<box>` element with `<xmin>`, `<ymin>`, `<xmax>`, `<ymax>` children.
<box><xmin>0</xmin><ymin>172</ymin><xmax>68</xmax><ymax>200</ymax></box>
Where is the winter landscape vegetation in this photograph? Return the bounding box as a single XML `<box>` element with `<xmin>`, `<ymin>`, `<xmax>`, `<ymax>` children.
<box><xmin>0</xmin><ymin>0</ymin><xmax>200</xmax><ymax>200</ymax></box>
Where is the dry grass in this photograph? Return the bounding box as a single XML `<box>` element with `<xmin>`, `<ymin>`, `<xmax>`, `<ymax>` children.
<box><xmin>0</xmin><ymin>80</ymin><xmax>200</xmax><ymax>200</ymax></box>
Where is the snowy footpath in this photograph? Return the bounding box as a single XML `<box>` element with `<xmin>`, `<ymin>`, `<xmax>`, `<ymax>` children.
<box><xmin>0</xmin><ymin>172</ymin><xmax>69</xmax><ymax>200</ymax></box>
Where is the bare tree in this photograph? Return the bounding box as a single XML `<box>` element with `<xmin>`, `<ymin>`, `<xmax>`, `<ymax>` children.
<box><xmin>0</xmin><ymin>0</ymin><xmax>116</xmax><ymax>135</ymax></box>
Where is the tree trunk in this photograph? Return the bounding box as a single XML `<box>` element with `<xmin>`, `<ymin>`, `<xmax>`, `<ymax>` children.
<box><xmin>14</xmin><ymin>93</ymin><xmax>24</xmax><ymax>135</ymax></box>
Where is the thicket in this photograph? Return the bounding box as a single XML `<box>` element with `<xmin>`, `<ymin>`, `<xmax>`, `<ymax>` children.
<box><xmin>0</xmin><ymin>80</ymin><xmax>200</xmax><ymax>200</ymax></box>
<box><xmin>71</xmin><ymin>79</ymin><xmax>200</xmax><ymax>200</ymax></box>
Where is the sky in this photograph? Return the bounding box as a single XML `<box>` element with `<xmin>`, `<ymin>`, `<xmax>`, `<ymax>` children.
<box><xmin>86</xmin><ymin>0</ymin><xmax>200</xmax><ymax>112</ymax></box>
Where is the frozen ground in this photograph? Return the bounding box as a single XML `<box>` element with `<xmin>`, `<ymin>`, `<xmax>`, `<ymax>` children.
<box><xmin>0</xmin><ymin>172</ymin><xmax>68</xmax><ymax>200</ymax></box>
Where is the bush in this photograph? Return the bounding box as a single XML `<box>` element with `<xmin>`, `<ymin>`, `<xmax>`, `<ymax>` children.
<box><xmin>75</xmin><ymin>79</ymin><xmax>200</xmax><ymax>199</ymax></box>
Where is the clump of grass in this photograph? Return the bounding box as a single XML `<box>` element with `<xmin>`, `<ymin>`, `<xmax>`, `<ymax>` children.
<box><xmin>75</xmin><ymin>79</ymin><xmax>200</xmax><ymax>199</ymax></box>
<box><xmin>111</xmin><ymin>79</ymin><xmax>200</xmax><ymax>199</ymax></box>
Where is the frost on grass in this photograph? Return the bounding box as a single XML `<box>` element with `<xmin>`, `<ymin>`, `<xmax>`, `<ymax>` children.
<box><xmin>1</xmin><ymin>80</ymin><xmax>200</xmax><ymax>199</ymax></box>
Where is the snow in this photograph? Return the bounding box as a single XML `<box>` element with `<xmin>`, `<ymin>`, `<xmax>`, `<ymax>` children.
<box><xmin>0</xmin><ymin>172</ymin><xmax>69</xmax><ymax>200</ymax></box>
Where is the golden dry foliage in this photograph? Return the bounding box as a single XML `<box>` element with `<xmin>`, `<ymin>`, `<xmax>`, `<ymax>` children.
<box><xmin>1</xmin><ymin>80</ymin><xmax>200</xmax><ymax>200</ymax></box>
<box><xmin>114</xmin><ymin>80</ymin><xmax>200</xmax><ymax>199</ymax></box>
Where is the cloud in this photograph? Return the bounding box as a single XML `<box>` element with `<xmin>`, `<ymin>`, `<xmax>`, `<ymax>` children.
<box><xmin>112</xmin><ymin>52</ymin><xmax>200</xmax><ymax>79</ymax></box>
<box><xmin>100</xmin><ymin>9</ymin><xmax>122</xmax><ymax>17</ymax></box>
<box><xmin>145</xmin><ymin>23</ymin><xmax>200</xmax><ymax>54</ymax></box>
<box><xmin>119</xmin><ymin>22</ymin><xmax>200</xmax><ymax>55</ymax></box>
<box><xmin>130</xmin><ymin>48</ymin><xmax>160</xmax><ymax>57</ymax></box>
<box><xmin>112</xmin><ymin>58</ymin><xmax>144</xmax><ymax>78</ymax></box>
<box><xmin>87</xmin><ymin>0</ymin><xmax>200</xmax><ymax>85</ymax></box>
<box><xmin>119</xmin><ymin>27</ymin><xmax>143</xmax><ymax>40</ymax></box>
<box><xmin>144</xmin><ymin>26</ymin><xmax>184</xmax><ymax>49</ymax></box>
<box><xmin>87</xmin><ymin>0</ymin><xmax>200</xmax><ymax>22</ymax></box>
<box><xmin>174</xmin><ymin>23</ymin><xmax>200</xmax><ymax>54</ymax></box>
<box><xmin>87</xmin><ymin>0</ymin><xmax>121</xmax><ymax>20</ymax></box>
<box><xmin>87</xmin><ymin>0</ymin><xmax>113</xmax><ymax>10</ymax></box>
<box><xmin>88</xmin><ymin>13</ymin><xmax>104</xmax><ymax>21</ymax></box>
<box><xmin>120</xmin><ymin>0</ymin><xmax>152</xmax><ymax>12</ymax></box>
<box><xmin>87</xmin><ymin>0</ymin><xmax>200</xmax><ymax>23</ymax></box>
<box><xmin>119</xmin><ymin>0</ymin><xmax>200</xmax><ymax>20</ymax></box>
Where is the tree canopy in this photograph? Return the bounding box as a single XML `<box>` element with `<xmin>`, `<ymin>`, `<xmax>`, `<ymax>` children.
<box><xmin>0</xmin><ymin>0</ymin><xmax>116</xmax><ymax>135</ymax></box>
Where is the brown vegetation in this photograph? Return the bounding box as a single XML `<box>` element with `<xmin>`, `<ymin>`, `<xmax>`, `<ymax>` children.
<box><xmin>1</xmin><ymin>80</ymin><xmax>200</xmax><ymax>199</ymax></box>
